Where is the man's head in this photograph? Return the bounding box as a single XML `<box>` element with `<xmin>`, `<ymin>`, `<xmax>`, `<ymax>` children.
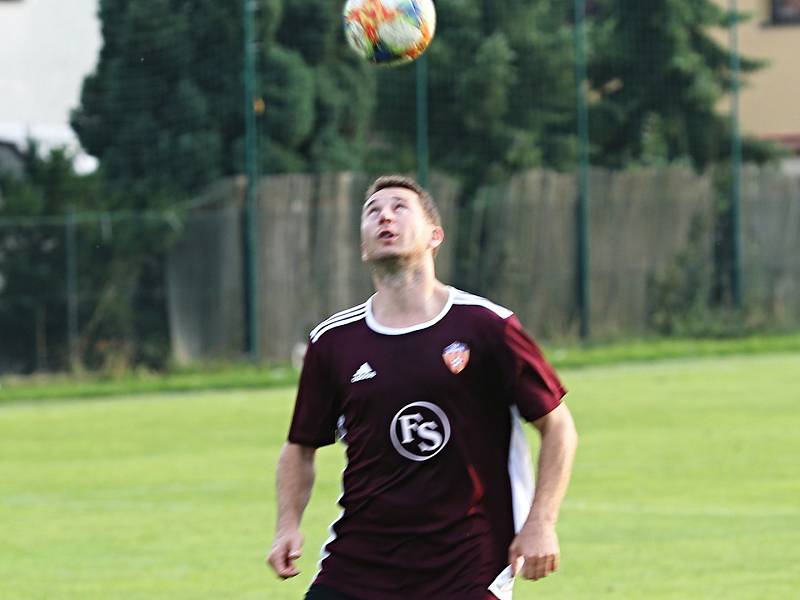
<box><xmin>364</xmin><ymin>175</ymin><xmax>442</xmax><ymax>228</ymax></box>
<box><xmin>360</xmin><ymin>175</ymin><xmax>444</xmax><ymax>264</ymax></box>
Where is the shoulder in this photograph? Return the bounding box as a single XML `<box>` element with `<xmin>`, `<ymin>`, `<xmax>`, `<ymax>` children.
<box><xmin>450</xmin><ymin>288</ymin><xmax>514</xmax><ymax>321</ymax></box>
<box><xmin>308</xmin><ymin>301</ymin><xmax>368</xmax><ymax>344</ymax></box>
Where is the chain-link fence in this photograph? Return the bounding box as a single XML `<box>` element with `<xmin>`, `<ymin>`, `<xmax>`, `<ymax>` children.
<box><xmin>1</xmin><ymin>0</ymin><xmax>799</xmax><ymax>372</ymax></box>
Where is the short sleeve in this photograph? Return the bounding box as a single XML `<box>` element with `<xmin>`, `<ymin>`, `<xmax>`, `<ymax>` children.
<box><xmin>498</xmin><ymin>315</ymin><xmax>566</xmax><ymax>422</ymax></box>
<box><xmin>287</xmin><ymin>339</ymin><xmax>340</xmax><ymax>447</ymax></box>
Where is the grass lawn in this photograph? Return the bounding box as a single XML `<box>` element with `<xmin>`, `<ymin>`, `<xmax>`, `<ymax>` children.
<box><xmin>3</xmin><ymin>331</ymin><xmax>800</xmax><ymax>403</ymax></box>
<box><xmin>1</xmin><ymin>353</ymin><xmax>798</xmax><ymax>599</ymax></box>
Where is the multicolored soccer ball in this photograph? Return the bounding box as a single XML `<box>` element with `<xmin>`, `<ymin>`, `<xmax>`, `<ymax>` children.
<box><xmin>343</xmin><ymin>0</ymin><xmax>436</xmax><ymax>66</ymax></box>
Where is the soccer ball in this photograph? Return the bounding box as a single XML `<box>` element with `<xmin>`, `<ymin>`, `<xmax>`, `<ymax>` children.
<box><xmin>343</xmin><ymin>0</ymin><xmax>437</xmax><ymax>66</ymax></box>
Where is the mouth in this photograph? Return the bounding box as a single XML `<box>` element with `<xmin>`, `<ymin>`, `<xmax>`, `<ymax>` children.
<box><xmin>377</xmin><ymin>230</ymin><xmax>397</xmax><ymax>241</ymax></box>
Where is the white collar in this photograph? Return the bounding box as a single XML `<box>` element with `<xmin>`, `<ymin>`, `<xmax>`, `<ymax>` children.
<box><xmin>365</xmin><ymin>286</ymin><xmax>454</xmax><ymax>335</ymax></box>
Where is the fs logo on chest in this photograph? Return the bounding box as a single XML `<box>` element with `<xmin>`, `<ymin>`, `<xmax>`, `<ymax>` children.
<box><xmin>389</xmin><ymin>402</ymin><xmax>451</xmax><ymax>461</ymax></box>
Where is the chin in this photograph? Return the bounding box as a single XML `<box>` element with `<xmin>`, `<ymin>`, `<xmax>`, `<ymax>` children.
<box><xmin>366</xmin><ymin>251</ymin><xmax>401</xmax><ymax>262</ymax></box>
<box><xmin>365</xmin><ymin>250</ymin><xmax>411</xmax><ymax>266</ymax></box>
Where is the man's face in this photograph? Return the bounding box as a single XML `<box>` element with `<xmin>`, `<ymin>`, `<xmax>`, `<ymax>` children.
<box><xmin>360</xmin><ymin>186</ymin><xmax>442</xmax><ymax>263</ymax></box>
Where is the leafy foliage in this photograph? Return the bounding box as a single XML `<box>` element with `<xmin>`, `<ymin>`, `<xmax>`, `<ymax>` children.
<box><xmin>64</xmin><ymin>0</ymin><xmax>379</xmax><ymax>371</ymax></box>
<box><xmin>369</xmin><ymin>0</ymin><xmax>577</xmax><ymax>188</ymax></box>
<box><xmin>73</xmin><ymin>0</ymin><xmax>375</xmax><ymax>187</ymax></box>
<box><xmin>588</xmin><ymin>0</ymin><xmax>774</xmax><ymax>168</ymax></box>
<box><xmin>0</xmin><ymin>148</ymin><xmax>96</xmax><ymax>371</ymax></box>
<box><xmin>5</xmin><ymin>0</ymin><xmax>777</xmax><ymax>373</ymax></box>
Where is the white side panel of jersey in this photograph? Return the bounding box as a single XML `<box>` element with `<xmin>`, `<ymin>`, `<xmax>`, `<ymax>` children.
<box><xmin>486</xmin><ymin>407</ymin><xmax>535</xmax><ymax>600</ymax></box>
<box><xmin>508</xmin><ymin>406</ymin><xmax>535</xmax><ymax>532</ymax></box>
<box><xmin>315</xmin><ymin>464</ymin><xmax>347</xmax><ymax>578</ymax></box>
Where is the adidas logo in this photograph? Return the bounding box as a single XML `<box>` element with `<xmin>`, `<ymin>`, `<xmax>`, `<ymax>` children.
<box><xmin>351</xmin><ymin>362</ymin><xmax>377</xmax><ymax>383</ymax></box>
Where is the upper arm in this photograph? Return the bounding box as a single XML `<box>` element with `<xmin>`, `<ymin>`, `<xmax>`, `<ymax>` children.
<box><xmin>496</xmin><ymin>315</ymin><xmax>566</xmax><ymax>422</ymax></box>
<box><xmin>288</xmin><ymin>340</ymin><xmax>340</xmax><ymax>448</ymax></box>
<box><xmin>282</xmin><ymin>442</ymin><xmax>317</xmax><ymax>464</ymax></box>
<box><xmin>532</xmin><ymin>402</ymin><xmax>577</xmax><ymax>437</ymax></box>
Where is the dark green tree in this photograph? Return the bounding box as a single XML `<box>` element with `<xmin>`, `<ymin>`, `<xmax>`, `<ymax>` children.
<box><xmin>0</xmin><ymin>148</ymin><xmax>101</xmax><ymax>372</ymax></box>
<box><xmin>273</xmin><ymin>0</ymin><xmax>376</xmax><ymax>172</ymax></box>
<box><xmin>588</xmin><ymin>0</ymin><xmax>774</xmax><ymax>168</ymax></box>
<box><xmin>73</xmin><ymin>0</ymin><xmax>375</xmax><ymax>188</ymax></box>
<box><xmin>368</xmin><ymin>0</ymin><xmax>578</xmax><ymax>188</ymax></box>
<box><xmin>68</xmin><ymin>0</ymin><xmax>376</xmax><ymax>369</ymax></box>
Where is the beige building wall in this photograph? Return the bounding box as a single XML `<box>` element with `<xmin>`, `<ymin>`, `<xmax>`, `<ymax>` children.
<box><xmin>713</xmin><ymin>0</ymin><xmax>800</xmax><ymax>144</ymax></box>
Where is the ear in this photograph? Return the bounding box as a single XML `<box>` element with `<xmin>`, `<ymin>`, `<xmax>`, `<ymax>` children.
<box><xmin>429</xmin><ymin>226</ymin><xmax>444</xmax><ymax>251</ymax></box>
<box><xmin>361</xmin><ymin>240</ymin><xmax>368</xmax><ymax>262</ymax></box>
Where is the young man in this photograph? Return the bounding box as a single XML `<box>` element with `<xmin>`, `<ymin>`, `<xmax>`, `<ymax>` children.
<box><xmin>268</xmin><ymin>175</ymin><xmax>578</xmax><ymax>600</ymax></box>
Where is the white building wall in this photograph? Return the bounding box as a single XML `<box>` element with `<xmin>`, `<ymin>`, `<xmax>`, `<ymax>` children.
<box><xmin>0</xmin><ymin>0</ymin><xmax>101</xmax><ymax>171</ymax></box>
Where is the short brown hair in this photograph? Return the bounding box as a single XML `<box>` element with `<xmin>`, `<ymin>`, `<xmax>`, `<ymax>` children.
<box><xmin>364</xmin><ymin>175</ymin><xmax>442</xmax><ymax>227</ymax></box>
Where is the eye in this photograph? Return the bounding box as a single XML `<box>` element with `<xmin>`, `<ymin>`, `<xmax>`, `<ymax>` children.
<box><xmin>394</xmin><ymin>202</ymin><xmax>407</xmax><ymax>211</ymax></box>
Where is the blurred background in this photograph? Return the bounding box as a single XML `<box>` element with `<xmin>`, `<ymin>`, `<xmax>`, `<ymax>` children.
<box><xmin>1</xmin><ymin>0</ymin><xmax>799</xmax><ymax>373</ymax></box>
<box><xmin>2</xmin><ymin>4</ymin><xmax>800</xmax><ymax>599</ymax></box>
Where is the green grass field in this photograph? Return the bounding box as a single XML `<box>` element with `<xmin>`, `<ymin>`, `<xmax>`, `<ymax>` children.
<box><xmin>2</xmin><ymin>353</ymin><xmax>799</xmax><ymax>599</ymax></box>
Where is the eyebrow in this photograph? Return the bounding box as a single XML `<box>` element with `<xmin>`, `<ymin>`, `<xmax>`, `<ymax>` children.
<box><xmin>362</xmin><ymin>195</ymin><xmax>408</xmax><ymax>211</ymax></box>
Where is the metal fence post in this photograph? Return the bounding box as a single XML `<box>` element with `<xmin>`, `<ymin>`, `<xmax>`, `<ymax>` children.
<box><xmin>65</xmin><ymin>210</ymin><xmax>79</xmax><ymax>369</ymax></box>
<box><xmin>243</xmin><ymin>0</ymin><xmax>260</xmax><ymax>361</ymax></box>
<box><xmin>416</xmin><ymin>53</ymin><xmax>430</xmax><ymax>188</ymax></box>
<box><xmin>729</xmin><ymin>0</ymin><xmax>743</xmax><ymax>308</ymax></box>
<box><xmin>574</xmin><ymin>0</ymin><xmax>591</xmax><ymax>339</ymax></box>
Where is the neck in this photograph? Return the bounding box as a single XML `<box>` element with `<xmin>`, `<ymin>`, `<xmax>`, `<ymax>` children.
<box><xmin>368</xmin><ymin>257</ymin><xmax>447</xmax><ymax>327</ymax></box>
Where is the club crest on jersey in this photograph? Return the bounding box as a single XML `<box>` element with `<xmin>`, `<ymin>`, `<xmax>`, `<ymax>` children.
<box><xmin>390</xmin><ymin>402</ymin><xmax>451</xmax><ymax>462</ymax></box>
<box><xmin>442</xmin><ymin>342</ymin><xmax>470</xmax><ymax>374</ymax></box>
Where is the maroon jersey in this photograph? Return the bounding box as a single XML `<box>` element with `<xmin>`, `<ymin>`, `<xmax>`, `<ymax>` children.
<box><xmin>288</xmin><ymin>287</ymin><xmax>566</xmax><ymax>600</ymax></box>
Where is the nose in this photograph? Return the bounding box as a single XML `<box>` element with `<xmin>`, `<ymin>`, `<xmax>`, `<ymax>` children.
<box><xmin>378</xmin><ymin>207</ymin><xmax>394</xmax><ymax>224</ymax></box>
